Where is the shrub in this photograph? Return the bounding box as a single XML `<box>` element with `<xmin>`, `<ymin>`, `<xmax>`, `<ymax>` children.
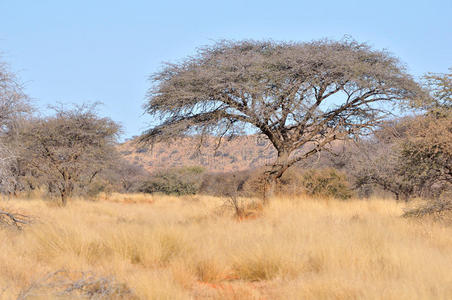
<box><xmin>277</xmin><ymin>168</ymin><xmax>306</xmax><ymax>196</ymax></box>
<box><xmin>198</xmin><ymin>166</ymin><xmax>354</xmax><ymax>200</ymax></box>
<box><xmin>199</xmin><ymin>170</ymin><xmax>251</xmax><ymax>196</ymax></box>
<box><xmin>137</xmin><ymin>166</ymin><xmax>205</xmax><ymax>195</ymax></box>
<box><xmin>220</xmin><ymin>195</ymin><xmax>263</xmax><ymax>219</ymax></box>
<box><xmin>242</xmin><ymin>167</ymin><xmax>353</xmax><ymax>199</ymax></box>
<box><xmin>301</xmin><ymin>168</ymin><xmax>353</xmax><ymax>200</ymax></box>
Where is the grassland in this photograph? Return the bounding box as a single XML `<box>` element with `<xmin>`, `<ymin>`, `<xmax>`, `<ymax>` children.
<box><xmin>1</xmin><ymin>194</ymin><xmax>452</xmax><ymax>299</ymax></box>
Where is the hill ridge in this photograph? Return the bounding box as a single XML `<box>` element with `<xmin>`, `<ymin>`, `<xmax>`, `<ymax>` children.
<box><xmin>119</xmin><ymin>135</ymin><xmax>276</xmax><ymax>173</ymax></box>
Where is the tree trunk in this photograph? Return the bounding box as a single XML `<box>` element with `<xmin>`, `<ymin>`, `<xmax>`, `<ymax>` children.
<box><xmin>61</xmin><ymin>191</ymin><xmax>68</xmax><ymax>206</ymax></box>
<box><xmin>262</xmin><ymin>149</ymin><xmax>291</xmax><ymax>204</ymax></box>
<box><xmin>400</xmin><ymin>193</ymin><xmax>410</xmax><ymax>203</ymax></box>
<box><xmin>59</xmin><ymin>171</ymin><xmax>73</xmax><ymax>206</ymax></box>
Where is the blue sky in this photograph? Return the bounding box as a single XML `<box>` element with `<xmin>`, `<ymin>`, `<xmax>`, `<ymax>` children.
<box><xmin>1</xmin><ymin>0</ymin><xmax>451</xmax><ymax>139</ymax></box>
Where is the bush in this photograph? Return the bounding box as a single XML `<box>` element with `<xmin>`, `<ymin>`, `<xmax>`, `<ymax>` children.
<box><xmin>277</xmin><ymin>168</ymin><xmax>306</xmax><ymax>196</ymax></box>
<box><xmin>301</xmin><ymin>168</ymin><xmax>353</xmax><ymax>200</ymax></box>
<box><xmin>151</xmin><ymin>165</ymin><xmax>353</xmax><ymax>199</ymax></box>
<box><xmin>137</xmin><ymin>166</ymin><xmax>205</xmax><ymax>195</ymax></box>
<box><xmin>238</xmin><ymin>167</ymin><xmax>354</xmax><ymax>199</ymax></box>
<box><xmin>200</xmin><ymin>170</ymin><xmax>251</xmax><ymax>196</ymax></box>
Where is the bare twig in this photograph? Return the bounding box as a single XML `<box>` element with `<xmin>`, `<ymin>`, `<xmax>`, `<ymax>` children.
<box><xmin>0</xmin><ymin>208</ymin><xmax>33</xmax><ymax>230</ymax></box>
<box><xmin>17</xmin><ymin>270</ymin><xmax>136</xmax><ymax>300</ymax></box>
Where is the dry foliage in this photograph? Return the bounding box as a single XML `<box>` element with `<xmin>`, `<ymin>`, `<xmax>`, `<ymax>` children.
<box><xmin>1</xmin><ymin>195</ymin><xmax>452</xmax><ymax>299</ymax></box>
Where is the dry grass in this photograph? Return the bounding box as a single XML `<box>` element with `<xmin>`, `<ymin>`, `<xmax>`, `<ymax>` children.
<box><xmin>1</xmin><ymin>194</ymin><xmax>452</xmax><ymax>299</ymax></box>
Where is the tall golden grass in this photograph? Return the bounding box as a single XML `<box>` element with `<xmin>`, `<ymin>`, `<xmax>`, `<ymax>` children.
<box><xmin>1</xmin><ymin>194</ymin><xmax>452</xmax><ymax>299</ymax></box>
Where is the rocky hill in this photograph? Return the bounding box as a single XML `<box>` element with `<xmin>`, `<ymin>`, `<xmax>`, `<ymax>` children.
<box><xmin>118</xmin><ymin>135</ymin><xmax>277</xmax><ymax>173</ymax></box>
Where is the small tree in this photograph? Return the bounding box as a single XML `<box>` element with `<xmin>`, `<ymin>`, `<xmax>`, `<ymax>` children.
<box><xmin>141</xmin><ymin>38</ymin><xmax>421</xmax><ymax>201</ymax></box>
<box><xmin>99</xmin><ymin>158</ymin><xmax>150</xmax><ymax>193</ymax></box>
<box><xmin>19</xmin><ymin>104</ymin><xmax>120</xmax><ymax>205</ymax></box>
<box><xmin>0</xmin><ymin>59</ymin><xmax>30</xmax><ymax>194</ymax></box>
<box><xmin>351</xmin><ymin>124</ymin><xmax>418</xmax><ymax>201</ymax></box>
<box><xmin>353</xmin><ymin>69</ymin><xmax>451</xmax><ymax>200</ymax></box>
<box><xmin>400</xmin><ymin>69</ymin><xmax>452</xmax><ymax>198</ymax></box>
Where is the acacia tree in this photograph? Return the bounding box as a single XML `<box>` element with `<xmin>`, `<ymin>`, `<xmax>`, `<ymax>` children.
<box><xmin>142</xmin><ymin>39</ymin><xmax>421</xmax><ymax>200</ymax></box>
<box><xmin>399</xmin><ymin>69</ymin><xmax>451</xmax><ymax>198</ymax></box>
<box><xmin>19</xmin><ymin>105</ymin><xmax>120</xmax><ymax>205</ymax></box>
<box><xmin>352</xmin><ymin>69</ymin><xmax>451</xmax><ymax>201</ymax></box>
<box><xmin>350</xmin><ymin>120</ymin><xmax>418</xmax><ymax>201</ymax></box>
<box><xmin>0</xmin><ymin>59</ymin><xmax>30</xmax><ymax>194</ymax></box>
<box><xmin>421</xmin><ymin>68</ymin><xmax>451</xmax><ymax>114</ymax></box>
<box><xmin>0</xmin><ymin>61</ymin><xmax>29</xmax><ymax>130</ymax></box>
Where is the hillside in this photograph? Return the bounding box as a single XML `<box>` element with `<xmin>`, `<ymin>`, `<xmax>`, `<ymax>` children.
<box><xmin>118</xmin><ymin>135</ymin><xmax>277</xmax><ymax>173</ymax></box>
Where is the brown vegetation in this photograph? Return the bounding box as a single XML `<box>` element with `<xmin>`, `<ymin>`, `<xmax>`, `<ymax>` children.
<box><xmin>1</xmin><ymin>195</ymin><xmax>452</xmax><ymax>299</ymax></box>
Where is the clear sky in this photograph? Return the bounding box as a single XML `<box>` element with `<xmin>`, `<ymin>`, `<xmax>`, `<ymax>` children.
<box><xmin>1</xmin><ymin>0</ymin><xmax>451</xmax><ymax>139</ymax></box>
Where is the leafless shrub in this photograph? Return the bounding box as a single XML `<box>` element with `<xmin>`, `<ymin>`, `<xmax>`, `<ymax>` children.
<box><xmin>222</xmin><ymin>195</ymin><xmax>246</xmax><ymax>218</ymax></box>
<box><xmin>17</xmin><ymin>270</ymin><xmax>137</xmax><ymax>300</ymax></box>
<box><xmin>221</xmin><ymin>195</ymin><xmax>263</xmax><ymax>220</ymax></box>
<box><xmin>0</xmin><ymin>208</ymin><xmax>33</xmax><ymax>230</ymax></box>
